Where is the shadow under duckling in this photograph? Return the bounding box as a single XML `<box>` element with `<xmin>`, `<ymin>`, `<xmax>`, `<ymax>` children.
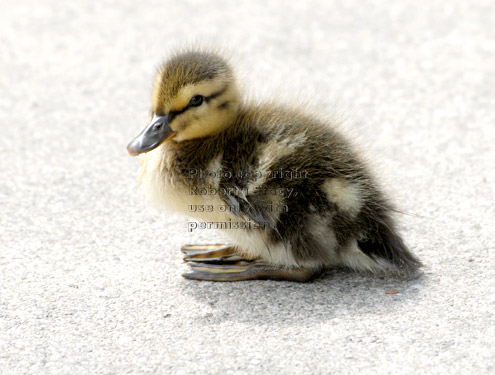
<box><xmin>127</xmin><ymin>49</ymin><xmax>422</xmax><ymax>282</ymax></box>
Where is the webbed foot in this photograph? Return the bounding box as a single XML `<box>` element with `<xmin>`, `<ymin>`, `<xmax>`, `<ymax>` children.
<box><xmin>181</xmin><ymin>244</ymin><xmax>323</xmax><ymax>282</ymax></box>
<box><xmin>181</xmin><ymin>244</ymin><xmax>248</xmax><ymax>263</ymax></box>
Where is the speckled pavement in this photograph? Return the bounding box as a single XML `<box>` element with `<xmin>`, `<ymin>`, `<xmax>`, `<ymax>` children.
<box><xmin>1</xmin><ymin>1</ymin><xmax>494</xmax><ymax>374</ymax></box>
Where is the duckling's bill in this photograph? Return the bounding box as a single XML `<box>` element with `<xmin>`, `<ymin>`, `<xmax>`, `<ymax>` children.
<box><xmin>127</xmin><ymin>114</ymin><xmax>176</xmax><ymax>156</ymax></box>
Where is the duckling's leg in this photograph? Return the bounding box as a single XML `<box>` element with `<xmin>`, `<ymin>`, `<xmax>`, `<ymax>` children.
<box><xmin>183</xmin><ymin>260</ymin><xmax>323</xmax><ymax>282</ymax></box>
<box><xmin>181</xmin><ymin>244</ymin><xmax>250</xmax><ymax>263</ymax></box>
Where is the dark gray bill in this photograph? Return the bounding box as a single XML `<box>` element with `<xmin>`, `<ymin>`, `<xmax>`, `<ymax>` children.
<box><xmin>127</xmin><ymin>114</ymin><xmax>175</xmax><ymax>156</ymax></box>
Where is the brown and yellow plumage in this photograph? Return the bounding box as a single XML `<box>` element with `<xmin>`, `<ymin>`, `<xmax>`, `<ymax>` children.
<box><xmin>127</xmin><ymin>48</ymin><xmax>422</xmax><ymax>282</ymax></box>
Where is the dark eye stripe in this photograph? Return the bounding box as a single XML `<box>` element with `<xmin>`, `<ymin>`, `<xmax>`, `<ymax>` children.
<box><xmin>218</xmin><ymin>101</ymin><xmax>229</xmax><ymax>110</ymax></box>
<box><xmin>168</xmin><ymin>84</ymin><xmax>229</xmax><ymax>120</ymax></box>
<box><xmin>168</xmin><ymin>106</ymin><xmax>188</xmax><ymax>122</ymax></box>
<box><xmin>204</xmin><ymin>85</ymin><xmax>228</xmax><ymax>103</ymax></box>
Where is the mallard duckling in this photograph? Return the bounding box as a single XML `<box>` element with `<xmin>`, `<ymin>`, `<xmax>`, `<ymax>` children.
<box><xmin>127</xmin><ymin>49</ymin><xmax>422</xmax><ymax>282</ymax></box>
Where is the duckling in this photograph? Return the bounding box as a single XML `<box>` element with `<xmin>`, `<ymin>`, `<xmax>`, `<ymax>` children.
<box><xmin>127</xmin><ymin>49</ymin><xmax>422</xmax><ymax>282</ymax></box>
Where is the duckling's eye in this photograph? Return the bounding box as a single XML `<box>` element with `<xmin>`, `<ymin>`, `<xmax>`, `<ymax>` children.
<box><xmin>189</xmin><ymin>95</ymin><xmax>204</xmax><ymax>107</ymax></box>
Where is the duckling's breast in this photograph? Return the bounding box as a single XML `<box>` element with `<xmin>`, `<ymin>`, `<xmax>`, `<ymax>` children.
<box><xmin>137</xmin><ymin>143</ymin><xmax>239</xmax><ymax>223</ymax></box>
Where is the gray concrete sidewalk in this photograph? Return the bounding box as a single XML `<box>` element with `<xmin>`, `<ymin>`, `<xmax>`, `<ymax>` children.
<box><xmin>1</xmin><ymin>1</ymin><xmax>494</xmax><ymax>374</ymax></box>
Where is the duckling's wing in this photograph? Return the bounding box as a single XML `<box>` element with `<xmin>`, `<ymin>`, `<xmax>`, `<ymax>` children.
<box><xmin>221</xmin><ymin>190</ymin><xmax>279</xmax><ymax>234</ymax></box>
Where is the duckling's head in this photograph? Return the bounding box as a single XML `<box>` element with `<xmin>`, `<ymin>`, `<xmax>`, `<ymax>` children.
<box><xmin>127</xmin><ymin>50</ymin><xmax>240</xmax><ymax>156</ymax></box>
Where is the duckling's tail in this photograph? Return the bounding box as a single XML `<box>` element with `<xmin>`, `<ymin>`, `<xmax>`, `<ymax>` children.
<box><xmin>355</xmin><ymin>216</ymin><xmax>423</xmax><ymax>276</ymax></box>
